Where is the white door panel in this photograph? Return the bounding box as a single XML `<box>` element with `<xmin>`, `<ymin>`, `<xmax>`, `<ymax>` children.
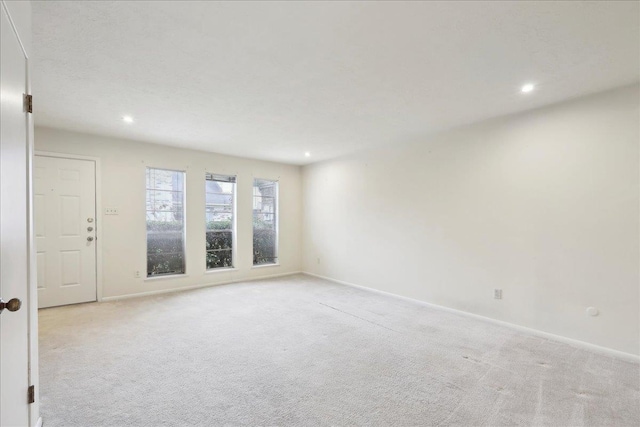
<box><xmin>0</xmin><ymin>2</ymin><xmax>31</xmax><ymax>425</ymax></box>
<box><xmin>35</xmin><ymin>156</ymin><xmax>97</xmax><ymax>308</ymax></box>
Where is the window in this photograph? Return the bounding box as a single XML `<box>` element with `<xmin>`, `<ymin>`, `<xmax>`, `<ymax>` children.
<box><xmin>205</xmin><ymin>173</ymin><xmax>236</xmax><ymax>269</ymax></box>
<box><xmin>253</xmin><ymin>178</ymin><xmax>278</xmax><ymax>265</ymax></box>
<box><xmin>146</xmin><ymin>168</ymin><xmax>186</xmax><ymax>277</ymax></box>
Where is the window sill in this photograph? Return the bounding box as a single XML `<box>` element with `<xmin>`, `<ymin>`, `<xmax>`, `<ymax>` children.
<box><xmin>252</xmin><ymin>263</ymin><xmax>280</xmax><ymax>269</ymax></box>
<box><xmin>205</xmin><ymin>267</ymin><xmax>237</xmax><ymax>275</ymax></box>
<box><xmin>144</xmin><ymin>274</ymin><xmax>188</xmax><ymax>282</ymax></box>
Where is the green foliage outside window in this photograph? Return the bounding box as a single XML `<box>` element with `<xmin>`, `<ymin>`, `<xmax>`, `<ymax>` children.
<box><xmin>252</xmin><ymin>217</ymin><xmax>276</xmax><ymax>265</ymax></box>
<box><xmin>147</xmin><ymin>217</ymin><xmax>276</xmax><ymax>272</ymax></box>
<box><xmin>147</xmin><ymin>226</ymin><xmax>184</xmax><ymax>276</ymax></box>
<box><xmin>206</xmin><ymin>220</ymin><xmax>232</xmax><ymax>269</ymax></box>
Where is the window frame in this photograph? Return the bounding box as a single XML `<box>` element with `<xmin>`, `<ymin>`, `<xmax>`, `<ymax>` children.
<box><xmin>252</xmin><ymin>177</ymin><xmax>279</xmax><ymax>267</ymax></box>
<box><xmin>145</xmin><ymin>167</ymin><xmax>187</xmax><ymax>278</ymax></box>
<box><xmin>205</xmin><ymin>172</ymin><xmax>237</xmax><ymax>271</ymax></box>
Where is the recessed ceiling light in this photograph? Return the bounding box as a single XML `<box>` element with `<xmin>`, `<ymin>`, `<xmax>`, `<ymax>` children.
<box><xmin>122</xmin><ymin>115</ymin><xmax>134</xmax><ymax>123</ymax></box>
<box><xmin>304</xmin><ymin>152</ymin><xmax>311</xmax><ymax>157</ymax></box>
<box><xmin>521</xmin><ymin>83</ymin><xmax>535</xmax><ymax>93</ymax></box>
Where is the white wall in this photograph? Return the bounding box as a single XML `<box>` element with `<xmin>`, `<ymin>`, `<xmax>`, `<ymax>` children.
<box><xmin>35</xmin><ymin>127</ymin><xmax>302</xmax><ymax>299</ymax></box>
<box><xmin>302</xmin><ymin>85</ymin><xmax>640</xmax><ymax>356</ymax></box>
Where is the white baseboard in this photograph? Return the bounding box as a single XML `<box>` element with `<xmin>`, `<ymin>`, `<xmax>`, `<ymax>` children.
<box><xmin>303</xmin><ymin>272</ymin><xmax>640</xmax><ymax>363</ymax></box>
<box><xmin>101</xmin><ymin>271</ymin><xmax>302</xmax><ymax>302</ymax></box>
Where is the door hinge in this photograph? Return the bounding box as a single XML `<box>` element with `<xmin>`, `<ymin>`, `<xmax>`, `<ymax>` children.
<box><xmin>24</xmin><ymin>94</ymin><xmax>33</xmax><ymax>113</ymax></box>
<box><xmin>28</xmin><ymin>385</ymin><xmax>35</xmax><ymax>404</ymax></box>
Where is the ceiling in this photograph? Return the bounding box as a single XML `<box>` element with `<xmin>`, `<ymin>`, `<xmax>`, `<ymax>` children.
<box><xmin>32</xmin><ymin>1</ymin><xmax>639</xmax><ymax>165</ymax></box>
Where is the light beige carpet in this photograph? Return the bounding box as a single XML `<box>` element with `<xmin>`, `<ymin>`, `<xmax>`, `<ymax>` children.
<box><xmin>39</xmin><ymin>274</ymin><xmax>639</xmax><ymax>426</ymax></box>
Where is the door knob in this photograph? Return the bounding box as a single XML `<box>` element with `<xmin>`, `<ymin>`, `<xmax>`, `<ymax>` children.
<box><xmin>87</xmin><ymin>236</ymin><xmax>94</xmax><ymax>242</ymax></box>
<box><xmin>0</xmin><ymin>298</ymin><xmax>22</xmax><ymax>314</ymax></box>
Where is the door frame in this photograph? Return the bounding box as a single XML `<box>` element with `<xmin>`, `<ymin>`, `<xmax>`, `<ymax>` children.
<box><xmin>34</xmin><ymin>151</ymin><xmax>104</xmax><ymax>302</ymax></box>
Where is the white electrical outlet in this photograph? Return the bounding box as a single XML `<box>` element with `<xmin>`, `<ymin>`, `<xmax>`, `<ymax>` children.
<box><xmin>494</xmin><ymin>289</ymin><xmax>502</xmax><ymax>300</ymax></box>
<box><xmin>105</xmin><ymin>207</ymin><xmax>119</xmax><ymax>215</ymax></box>
<box><xmin>134</xmin><ymin>270</ymin><xmax>141</xmax><ymax>278</ymax></box>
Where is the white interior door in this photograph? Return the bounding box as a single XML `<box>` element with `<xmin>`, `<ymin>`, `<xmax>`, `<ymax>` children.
<box><xmin>34</xmin><ymin>156</ymin><xmax>97</xmax><ymax>308</ymax></box>
<box><xmin>1</xmin><ymin>3</ymin><xmax>31</xmax><ymax>426</ymax></box>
